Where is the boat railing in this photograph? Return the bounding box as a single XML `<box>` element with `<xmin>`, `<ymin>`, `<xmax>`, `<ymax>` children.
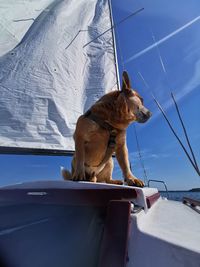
<box><xmin>147</xmin><ymin>179</ymin><xmax>169</xmax><ymax>198</ymax></box>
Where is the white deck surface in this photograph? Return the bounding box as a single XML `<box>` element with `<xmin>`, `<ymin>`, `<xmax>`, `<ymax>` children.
<box><xmin>140</xmin><ymin>199</ymin><xmax>200</xmax><ymax>253</ymax></box>
<box><xmin>127</xmin><ymin>198</ymin><xmax>200</xmax><ymax>267</ymax></box>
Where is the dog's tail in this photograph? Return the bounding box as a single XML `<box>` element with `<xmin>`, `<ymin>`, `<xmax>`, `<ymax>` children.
<box><xmin>60</xmin><ymin>166</ymin><xmax>72</xmax><ymax>180</ymax></box>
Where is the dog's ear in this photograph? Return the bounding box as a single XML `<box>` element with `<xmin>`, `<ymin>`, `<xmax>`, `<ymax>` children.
<box><xmin>116</xmin><ymin>93</ymin><xmax>137</xmax><ymax>121</ymax></box>
<box><xmin>122</xmin><ymin>71</ymin><xmax>131</xmax><ymax>90</ymax></box>
<box><xmin>116</xmin><ymin>92</ymin><xmax>129</xmax><ymax>114</ymax></box>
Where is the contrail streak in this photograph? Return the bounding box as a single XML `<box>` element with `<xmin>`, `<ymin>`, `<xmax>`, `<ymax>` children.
<box><xmin>125</xmin><ymin>15</ymin><xmax>200</xmax><ymax>63</ymax></box>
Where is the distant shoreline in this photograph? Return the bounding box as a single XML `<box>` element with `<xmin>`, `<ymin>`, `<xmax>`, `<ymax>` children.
<box><xmin>188</xmin><ymin>188</ymin><xmax>200</xmax><ymax>192</ymax></box>
<box><xmin>160</xmin><ymin>188</ymin><xmax>200</xmax><ymax>193</ymax></box>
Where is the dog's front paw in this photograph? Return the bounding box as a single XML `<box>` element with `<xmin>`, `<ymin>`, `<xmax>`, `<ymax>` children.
<box><xmin>72</xmin><ymin>167</ymin><xmax>86</xmax><ymax>181</ymax></box>
<box><xmin>125</xmin><ymin>176</ymin><xmax>144</xmax><ymax>187</ymax></box>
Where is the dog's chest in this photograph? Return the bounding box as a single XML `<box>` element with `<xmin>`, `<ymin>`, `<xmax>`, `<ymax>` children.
<box><xmin>84</xmin><ymin>130</ymin><xmax>110</xmax><ymax>162</ymax></box>
<box><xmin>85</xmin><ymin>130</ymin><xmax>109</xmax><ymax>150</ymax></box>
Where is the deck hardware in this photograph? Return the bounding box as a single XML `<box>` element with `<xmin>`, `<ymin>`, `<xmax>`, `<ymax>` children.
<box><xmin>148</xmin><ymin>179</ymin><xmax>169</xmax><ymax>198</ymax></box>
<box><xmin>27</xmin><ymin>192</ymin><xmax>47</xmax><ymax>196</ymax></box>
<box><xmin>183</xmin><ymin>197</ymin><xmax>200</xmax><ymax>214</ymax></box>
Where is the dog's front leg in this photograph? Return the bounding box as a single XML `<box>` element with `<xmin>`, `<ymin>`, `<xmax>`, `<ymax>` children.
<box><xmin>73</xmin><ymin>137</ymin><xmax>86</xmax><ymax>181</ymax></box>
<box><xmin>116</xmin><ymin>141</ymin><xmax>144</xmax><ymax>187</ymax></box>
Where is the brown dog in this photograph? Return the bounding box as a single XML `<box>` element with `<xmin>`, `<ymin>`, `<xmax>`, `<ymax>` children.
<box><xmin>62</xmin><ymin>71</ymin><xmax>151</xmax><ymax>187</ymax></box>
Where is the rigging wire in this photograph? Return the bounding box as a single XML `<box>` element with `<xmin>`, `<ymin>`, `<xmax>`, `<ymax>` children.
<box><xmin>152</xmin><ymin>95</ymin><xmax>200</xmax><ymax>176</ymax></box>
<box><xmin>128</xmin><ymin>0</ymin><xmax>199</xmax><ymax>177</ymax></box>
<box><xmin>150</xmin><ymin>30</ymin><xmax>168</xmax><ymax>76</ymax></box>
<box><xmin>151</xmin><ymin>30</ymin><xmax>200</xmax><ymax>176</ymax></box>
<box><xmin>65</xmin><ymin>30</ymin><xmax>88</xmax><ymax>50</ymax></box>
<box><xmin>146</xmin><ymin>29</ymin><xmax>200</xmax><ymax>176</ymax></box>
<box><xmin>171</xmin><ymin>92</ymin><xmax>200</xmax><ymax>173</ymax></box>
<box><xmin>133</xmin><ymin>125</ymin><xmax>149</xmax><ymax>185</ymax></box>
<box><xmin>115</xmin><ymin>26</ymin><xmax>125</xmax><ymax>71</ymax></box>
<box><xmin>113</xmin><ymin>5</ymin><xmax>148</xmax><ymax>184</ymax></box>
<box><xmin>138</xmin><ymin>71</ymin><xmax>200</xmax><ymax>177</ymax></box>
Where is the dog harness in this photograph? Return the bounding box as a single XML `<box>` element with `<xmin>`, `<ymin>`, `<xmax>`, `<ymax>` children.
<box><xmin>84</xmin><ymin>109</ymin><xmax>119</xmax><ymax>173</ymax></box>
<box><xmin>84</xmin><ymin>109</ymin><xmax>118</xmax><ymax>147</ymax></box>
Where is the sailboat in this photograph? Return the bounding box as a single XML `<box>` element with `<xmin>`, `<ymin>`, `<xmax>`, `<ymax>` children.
<box><xmin>0</xmin><ymin>0</ymin><xmax>200</xmax><ymax>267</ymax></box>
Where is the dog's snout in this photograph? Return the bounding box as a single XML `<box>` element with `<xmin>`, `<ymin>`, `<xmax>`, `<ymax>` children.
<box><xmin>137</xmin><ymin>108</ymin><xmax>152</xmax><ymax>123</ymax></box>
<box><xmin>145</xmin><ymin>110</ymin><xmax>152</xmax><ymax>118</ymax></box>
<box><xmin>141</xmin><ymin>108</ymin><xmax>152</xmax><ymax>119</ymax></box>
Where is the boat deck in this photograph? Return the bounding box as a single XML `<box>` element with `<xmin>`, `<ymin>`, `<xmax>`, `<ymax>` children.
<box><xmin>140</xmin><ymin>199</ymin><xmax>200</xmax><ymax>252</ymax></box>
<box><xmin>127</xmin><ymin>198</ymin><xmax>200</xmax><ymax>267</ymax></box>
<box><xmin>0</xmin><ymin>180</ymin><xmax>199</xmax><ymax>267</ymax></box>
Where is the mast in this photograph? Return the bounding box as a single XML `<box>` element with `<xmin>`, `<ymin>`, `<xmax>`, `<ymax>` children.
<box><xmin>108</xmin><ymin>0</ymin><xmax>121</xmax><ymax>89</ymax></box>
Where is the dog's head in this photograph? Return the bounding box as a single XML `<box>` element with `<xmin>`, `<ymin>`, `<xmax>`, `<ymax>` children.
<box><xmin>120</xmin><ymin>71</ymin><xmax>152</xmax><ymax>124</ymax></box>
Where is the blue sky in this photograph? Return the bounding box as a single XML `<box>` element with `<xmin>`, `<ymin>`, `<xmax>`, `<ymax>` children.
<box><xmin>0</xmin><ymin>0</ymin><xmax>200</xmax><ymax>190</ymax></box>
<box><xmin>112</xmin><ymin>0</ymin><xmax>200</xmax><ymax>190</ymax></box>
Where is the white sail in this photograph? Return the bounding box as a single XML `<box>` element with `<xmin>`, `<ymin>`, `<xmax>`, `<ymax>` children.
<box><xmin>0</xmin><ymin>0</ymin><xmax>119</xmax><ymax>152</ymax></box>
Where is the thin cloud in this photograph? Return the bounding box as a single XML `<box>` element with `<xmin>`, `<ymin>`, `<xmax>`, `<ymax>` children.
<box><xmin>125</xmin><ymin>15</ymin><xmax>200</xmax><ymax>63</ymax></box>
<box><xmin>129</xmin><ymin>149</ymin><xmax>170</xmax><ymax>161</ymax></box>
<box><xmin>151</xmin><ymin>58</ymin><xmax>200</xmax><ymax>122</ymax></box>
<box><xmin>137</xmin><ymin>54</ymin><xmax>200</xmax><ymax>125</ymax></box>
